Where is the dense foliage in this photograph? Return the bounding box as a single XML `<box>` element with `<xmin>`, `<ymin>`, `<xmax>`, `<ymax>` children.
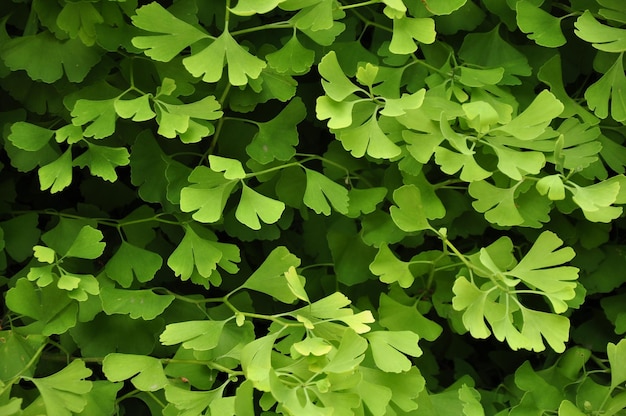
<box><xmin>3</xmin><ymin>0</ymin><xmax>626</xmax><ymax>414</ymax></box>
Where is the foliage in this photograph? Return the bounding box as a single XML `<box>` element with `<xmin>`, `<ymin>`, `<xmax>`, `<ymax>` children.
<box><xmin>2</xmin><ymin>0</ymin><xmax>626</xmax><ymax>414</ymax></box>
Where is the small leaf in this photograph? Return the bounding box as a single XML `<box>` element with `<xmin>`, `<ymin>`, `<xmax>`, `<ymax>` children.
<box><xmin>73</xmin><ymin>143</ymin><xmax>130</xmax><ymax>182</ymax></box>
<box><xmin>103</xmin><ymin>353</ymin><xmax>168</xmax><ymax>391</ymax></box>
<box><xmin>318</xmin><ymin>51</ymin><xmax>363</xmax><ymax>101</ymax></box>
<box><xmin>64</xmin><ymin>225</ymin><xmax>105</xmax><ymax>259</ymax></box>
<box><xmin>180</xmin><ymin>166</ymin><xmax>237</xmax><ymax>223</ymax></box>
<box><xmin>365</xmin><ymin>330</ymin><xmax>422</xmax><ymax>373</ymax></box>
<box><xmin>105</xmin><ymin>242</ymin><xmax>163</xmax><ymax>288</ymax></box>
<box><xmin>8</xmin><ymin>122</ymin><xmax>54</xmax><ymax>151</ymax></box>
<box><xmin>336</xmin><ymin>114</ymin><xmax>402</xmax><ymax>159</ymax></box>
<box><xmin>516</xmin><ymin>0</ymin><xmax>566</xmax><ymax>47</ymax></box>
<box><xmin>39</xmin><ymin>149</ymin><xmax>73</xmax><ymax>193</ymax></box>
<box><xmin>167</xmin><ymin>225</ymin><xmax>224</xmax><ymax>282</ymax></box>
<box><xmin>584</xmin><ymin>54</ymin><xmax>626</xmax><ymax>122</ymax></box>
<box><xmin>324</xmin><ymin>329</ymin><xmax>368</xmax><ymax>373</ymax></box>
<box><xmin>495</xmin><ymin>90</ymin><xmax>564</xmax><ymax>140</ymax></box>
<box><xmin>536</xmin><ymin>175</ymin><xmax>566</xmax><ymax>200</ymax></box>
<box><xmin>389</xmin><ymin>184</ymin><xmax>431</xmax><ymax>232</ymax></box>
<box><xmin>303</xmin><ymin>168</ymin><xmax>349</xmax><ymax>215</ymax></box>
<box><xmin>241</xmin><ymin>246</ymin><xmax>301</xmax><ymax>303</ymax></box>
<box><xmin>100</xmin><ymin>287</ymin><xmax>174</xmax><ymax>320</ymax></box>
<box><xmin>284</xmin><ymin>265</ymin><xmax>309</xmax><ymax>303</ymax></box>
<box><xmin>575</xmin><ymin>11</ymin><xmax>626</xmax><ymax>52</ymax></box>
<box><xmin>240</xmin><ymin>333</ymin><xmax>279</xmax><ymax>391</ymax></box>
<box><xmin>30</xmin><ymin>360</ymin><xmax>92</xmax><ymax>416</ymax></box>
<box><xmin>607</xmin><ymin>339</ymin><xmax>626</xmax><ymax>389</ymax></box>
<box><xmin>114</xmin><ymin>95</ymin><xmax>156</xmax><ymax>121</ymax></box>
<box><xmin>71</xmin><ymin>98</ymin><xmax>117</xmax><ymax>139</ymax></box>
<box><xmin>160</xmin><ymin>320</ymin><xmax>227</xmax><ymax>350</ymax></box>
<box><xmin>390</xmin><ymin>17</ymin><xmax>436</xmax><ymax>54</ymax></box>
<box><xmin>33</xmin><ymin>245</ymin><xmax>56</xmax><ymax>264</ymax></box>
<box><xmin>209</xmin><ymin>155</ymin><xmax>246</xmax><ymax>180</ymax></box>
<box><xmin>266</xmin><ymin>34</ymin><xmax>315</xmax><ymax>74</ymax></box>
<box><xmin>235</xmin><ymin>184</ymin><xmax>285</xmax><ymax>230</ymax></box>
<box><xmin>370</xmin><ymin>244</ymin><xmax>415</xmax><ymax>288</ymax></box>
<box><xmin>379</xmin><ymin>293</ymin><xmax>443</xmax><ymax>341</ymax></box>
<box><xmin>469</xmin><ymin>180</ymin><xmax>524</xmax><ymax>226</ymax></box>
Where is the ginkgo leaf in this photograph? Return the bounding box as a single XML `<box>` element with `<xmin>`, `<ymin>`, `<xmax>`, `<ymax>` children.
<box><xmin>160</xmin><ymin>319</ymin><xmax>227</xmax><ymax>350</ymax></box>
<box><xmin>246</xmin><ymin>97</ymin><xmax>306</xmax><ymax>164</ymax></box>
<box><xmin>378</xmin><ymin>293</ymin><xmax>443</xmax><ymax>341</ymax></box>
<box><xmin>536</xmin><ymin>175</ymin><xmax>566</xmax><ymax>200</ymax></box>
<box><xmin>8</xmin><ymin>122</ymin><xmax>54</xmax><ymax>151</ymax></box>
<box><xmin>105</xmin><ymin>242</ymin><xmax>163</xmax><ymax>288</ymax></box>
<box><xmin>241</xmin><ymin>246</ymin><xmax>301</xmax><ymax>303</ymax></box>
<box><xmin>100</xmin><ymin>287</ymin><xmax>175</xmax><ymax>320</ymax></box>
<box><xmin>30</xmin><ymin>360</ymin><xmax>92</xmax><ymax>416</ymax></box>
<box><xmin>569</xmin><ymin>179</ymin><xmax>623</xmax><ymax>222</ymax></box>
<box><xmin>56</xmin><ymin>1</ymin><xmax>103</xmax><ymax>46</ymax></box>
<box><xmin>294</xmin><ymin>292</ymin><xmax>375</xmax><ymax>334</ymax></box>
<box><xmin>303</xmin><ymin>168</ymin><xmax>349</xmax><ymax>215</ymax></box>
<box><xmin>155</xmin><ymin>95</ymin><xmax>222</xmax><ymax>141</ymax></box>
<box><xmin>365</xmin><ymin>330</ymin><xmax>422</xmax><ymax>373</ymax></box>
<box><xmin>452</xmin><ymin>277</ymin><xmax>500</xmax><ymax>339</ymax></box>
<box><xmin>164</xmin><ymin>384</ymin><xmax>230</xmax><ymax>416</ymax></box>
<box><xmin>487</xmin><ymin>142</ymin><xmax>545</xmax><ymax>180</ymax></box>
<box><xmin>336</xmin><ymin>114</ymin><xmax>402</xmax><ymax>159</ymax></box>
<box><xmin>103</xmin><ymin>353</ymin><xmax>168</xmax><ymax>391</ymax></box>
<box><xmin>289</xmin><ymin>0</ymin><xmax>340</xmax><ymax>31</ymax></box>
<box><xmin>291</xmin><ymin>336</ymin><xmax>332</xmax><ymax>357</ymax></box>
<box><xmin>266</xmin><ymin>33</ymin><xmax>315</xmax><ymax>74</ymax></box>
<box><xmin>389</xmin><ymin>184</ymin><xmax>432</xmax><ymax>232</ymax></box>
<box><xmin>316</xmin><ymin>96</ymin><xmax>360</xmax><ymax>129</ymax></box>
<box><xmin>64</xmin><ymin>225</ymin><xmax>105</xmax><ymax>259</ymax></box>
<box><xmin>183</xmin><ymin>30</ymin><xmax>266</xmax><ymax>86</ymax></box>
<box><xmin>71</xmin><ymin>98</ymin><xmax>117</xmax><ymax>139</ymax></box>
<box><xmin>584</xmin><ymin>54</ymin><xmax>626</xmax><ymax>122</ymax></box>
<box><xmin>389</xmin><ymin>17</ymin><xmax>436</xmax><ymax>54</ymax></box>
<box><xmin>131</xmin><ymin>2</ymin><xmax>208</xmax><ymax>61</ymax></box>
<box><xmin>575</xmin><ymin>10</ymin><xmax>626</xmax><ymax>52</ymax></box>
<box><xmin>167</xmin><ymin>225</ymin><xmax>224</xmax><ymax>282</ymax></box>
<box><xmin>209</xmin><ymin>155</ymin><xmax>246</xmax><ymax>180</ymax></box>
<box><xmin>369</xmin><ymin>244</ymin><xmax>414</xmax><ymax>288</ymax></box>
<box><xmin>114</xmin><ymin>95</ymin><xmax>156</xmax><ymax>121</ymax></box>
<box><xmin>495</xmin><ymin>90</ymin><xmax>564</xmax><ymax>140</ymax></box>
<box><xmin>516</xmin><ymin>0</ymin><xmax>566</xmax><ymax>48</ymax></box>
<box><xmin>240</xmin><ymin>333</ymin><xmax>279</xmax><ymax>391</ymax></box>
<box><xmin>38</xmin><ymin>149</ymin><xmax>73</xmax><ymax>193</ymax></box>
<box><xmin>73</xmin><ymin>143</ymin><xmax>130</xmax><ymax>182</ymax></box>
<box><xmin>318</xmin><ymin>51</ymin><xmax>364</xmax><ymax>101</ymax></box>
<box><xmin>180</xmin><ymin>166</ymin><xmax>237</xmax><ymax>223</ymax></box>
<box><xmin>230</xmin><ymin>0</ymin><xmax>285</xmax><ymax>15</ymax></box>
<box><xmin>235</xmin><ymin>184</ymin><xmax>285</xmax><ymax>230</ymax></box>
<box><xmin>469</xmin><ymin>180</ymin><xmax>524</xmax><ymax>226</ymax></box>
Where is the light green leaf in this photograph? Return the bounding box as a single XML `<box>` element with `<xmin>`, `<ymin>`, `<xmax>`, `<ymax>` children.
<box><xmin>56</xmin><ymin>1</ymin><xmax>103</xmax><ymax>46</ymax></box>
<box><xmin>30</xmin><ymin>360</ymin><xmax>92</xmax><ymax>416</ymax></box>
<box><xmin>570</xmin><ymin>179</ymin><xmax>623</xmax><ymax>222</ymax></box>
<box><xmin>167</xmin><ymin>225</ymin><xmax>224</xmax><ymax>282</ymax></box>
<box><xmin>324</xmin><ymin>329</ymin><xmax>368</xmax><ymax>373</ymax></box>
<box><xmin>71</xmin><ymin>98</ymin><xmax>117</xmax><ymax>139</ymax></box>
<box><xmin>452</xmin><ymin>277</ymin><xmax>498</xmax><ymax>339</ymax></box>
<box><xmin>316</xmin><ymin>96</ymin><xmax>359</xmax><ymax>129</ymax></box>
<box><xmin>289</xmin><ymin>0</ymin><xmax>341</xmax><ymax>31</ymax></box>
<box><xmin>575</xmin><ymin>11</ymin><xmax>626</xmax><ymax>52</ymax></box>
<box><xmin>421</xmin><ymin>0</ymin><xmax>467</xmax><ymax>15</ymax></box>
<box><xmin>8</xmin><ymin>122</ymin><xmax>54</xmax><ymax>151</ymax></box>
<box><xmin>241</xmin><ymin>246</ymin><xmax>301</xmax><ymax>303</ymax></box>
<box><xmin>180</xmin><ymin>166</ymin><xmax>237</xmax><ymax>223</ymax></box>
<box><xmin>114</xmin><ymin>95</ymin><xmax>156</xmax><ymax>121</ymax></box>
<box><xmin>292</xmin><ymin>336</ymin><xmax>332</xmax><ymax>356</ymax></box>
<box><xmin>230</xmin><ymin>0</ymin><xmax>285</xmax><ymax>15</ymax></box>
<box><xmin>365</xmin><ymin>330</ymin><xmax>422</xmax><ymax>373</ymax></box>
<box><xmin>381</xmin><ymin>89</ymin><xmax>426</xmax><ymax>117</ymax></box>
<box><xmin>536</xmin><ymin>175</ymin><xmax>566</xmax><ymax>200</ymax></box>
<box><xmin>131</xmin><ymin>2</ymin><xmax>208</xmax><ymax>61</ymax></box>
<box><xmin>379</xmin><ymin>293</ymin><xmax>443</xmax><ymax>341</ymax></box>
<box><xmin>160</xmin><ymin>319</ymin><xmax>227</xmax><ymax>350</ymax></box>
<box><xmin>183</xmin><ymin>30</ymin><xmax>266</xmax><ymax>86</ymax></box>
<box><xmin>284</xmin><ymin>266</ymin><xmax>309</xmax><ymax>303</ymax></box>
<box><xmin>516</xmin><ymin>0</ymin><xmax>566</xmax><ymax>47</ymax></box>
<box><xmin>495</xmin><ymin>90</ymin><xmax>564</xmax><ymax>140</ymax></box>
<box><xmin>459</xmin><ymin>384</ymin><xmax>485</xmax><ymax>416</ymax></box>
<box><xmin>390</xmin><ymin>17</ymin><xmax>436</xmax><ymax>54</ymax></box>
<box><xmin>434</xmin><ymin>146</ymin><xmax>491</xmax><ymax>182</ymax></box>
<box><xmin>64</xmin><ymin>225</ymin><xmax>105</xmax><ymax>259</ymax></box>
<box><xmin>266</xmin><ymin>34</ymin><xmax>315</xmax><ymax>74</ymax></box>
<box><xmin>164</xmin><ymin>383</ymin><xmax>229</xmax><ymax>416</ymax></box>
<box><xmin>389</xmin><ymin>184</ymin><xmax>431</xmax><ymax>232</ymax></box>
<box><xmin>58</xmin><ymin>271</ymin><xmax>99</xmax><ymax>301</ymax></box>
<box><xmin>318</xmin><ymin>51</ymin><xmax>363</xmax><ymax>101</ymax></box>
<box><xmin>295</xmin><ymin>292</ymin><xmax>375</xmax><ymax>334</ymax></box>
<box><xmin>607</xmin><ymin>339</ymin><xmax>626</xmax><ymax>389</ymax></box>
<box><xmin>336</xmin><ymin>114</ymin><xmax>402</xmax><ymax>159</ymax></box>
<box><xmin>240</xmin><ymin>333</ymin><xmax>280</xmax><ymax>391</ymax></box>
<box><xmin>78</xmin><ymin>381</ymin><xmax>124</xmax><ymax>416</ymax></box>
<box><xmin>369</xmin><ymin>244</ymin><xmax>415</xmax><ymax>288</ymax></box>
<box><xmin>246</xmin><ymin>97</ymin><xmax>306</xmax><ymax>164</ymax></box>
<box><xmin>209</xmin><ymin>155</ymin><xmax>246</xmax><ymax>180</ymax></box>
<box><xmin>508</xmin><ymin>231</ymin><xmax>578</xmax><ymax>313</ymax></box>
<box><xmin>105</xmin><ymin>242</ymin><xmax>163</xmax><ymax>288</ymax></box>
<box><xmin>303</xmin><ymin>168</ymin><xmax>349</xmax><ymax>215</ymax></box>
<box><xmin>584</xmin><ymin>54</ymin><xmax>626</xmax><ymax>122</ymax></box>
<box><xmin>488</xmin><ymin>142</ymin><xmax>545</xmax><ymax>180</ymax></box>
<box><xmin>103</xmin><ymin>353</ymin><xmax>168</xmax><ymax>391</ymax></box>
<box><xmin>235</xmin><ymin>184</ymin><xmax>285</xmax><ymax>230</ymax></box>
<box><xmin>100</xmin><ymin>287</ymin><xmax>174</xmax><ymax>320</ymax></box>
<box><xmin>73</xmin><ymin>143</ymin><xmax>130</xmax><ymax>182</ymax></box>
<box><xmin>155</xmin><ymin>96</ymin><xmax>222</xmax><ymax>142</ymax></box>
<box><xmin>39</xmin><ymin>149</ymin><xmax>73</xmax><ymax>193</ymax></box>
<box><xmin>33</xmin><ymin>245</ymin><xmax>56</xmax><ymax>264</ymax></box>
<box><xmin>469</xmin><ymin>180</ymin><xmax>524</xmax><ymax>226</ymax></box>
<box><xmin>457</xmin><ymin>67</ymin><xmax>504</xmax><ymax>87</ymax></box>
<box><xmin>346</xmin><ymin>187</ymin><xmax>387</xmax><ymax>218</ymax></box>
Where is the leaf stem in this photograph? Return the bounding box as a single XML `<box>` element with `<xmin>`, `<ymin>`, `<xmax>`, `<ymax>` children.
<box><xmin>231</xmin><ymin>21</ymin><xmax>293</xmax><ymax>36</ymax></box>
<box><xmin>339</xmin><ymin>0</ymin><xmax>381</xmax><ymax>10</ymax></box>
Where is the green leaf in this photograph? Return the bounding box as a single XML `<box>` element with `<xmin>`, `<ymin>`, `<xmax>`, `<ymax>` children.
<box><xmin>79</xmin><ymin>381</ymin><xmax>124</xmax><ymax>416</ymax></box>
<box><xmin>71</xmin><ymin>98</ymin><xmax>117</xmax><ymax>139</ymax></box>
<box><xmin>183</xmin><ymin>30</ymin><xmax>266</xmax><ymax>86</ymax></box>
<box><xmin>7</xmin><ymin>122</ymin><xmax>54</xmax><ymax>151</ymax></box>
<box><xmin>180</xmin><ymin>166</ymin><xmax>237</xmax><ymax>223</ymax></box>
<box><xmin>38</xmin><ymin>149</ymin><xmax>73</xmax><ymax>193</ymax></box>
<box><xmin>167</xmin><ymin>225</ymin><xmax>224</xmax><ymax>282</ymax></box>
<box><xmin>295</xmin><ymin>292</ymin><xmax>375</xmax><ymax>334</ymax></box>
<box><xmin>103</xmin><ymin>353</ymin><xmax>168</xmax><ymax>391</ymax></box>
<box><xmin>240</xmin><ymin>333</ymin><xmax>280</xmax><ymax>391</ymax></box>
<box><xmin>575</xmin><ymin>11</ymin><xmax>626</xmax><ymax>52</ymax></box>
<box><xmin>508</xmin><ymin>231</ymin><xmax>579</xmax><ymax>313</ymax></box>
<box><xmin>469</xmin><ymin>180</ymin><xmax>524</xmax><ymax>226</ymax></box>
<box><xmin>73</xmin><ymin>143</ymin><xmax>130</xmax><ymax>182</ymax></box>
<box><xmin>318</xmin><ymin>51</ymin><xmax>363</xmax><ymax>101</ymax></box>
<box><xmin>230</xmin><ymin>0</ymin><xmax>285</xmax><ymax>15</ymax></box>
<box><xmin>0</xmin><ymin>330</ymin><xmax>46</xmax><ymax>380</ymax></box>
<box><xmin>459</xmin><ymin>384</ymin><xmax>485</xmax><ymax>416</ymax></box>
<box><xmin>241</xmin><ymin>246</ymin><xmax>301</xmax><ymax>303</ymax></box>
<box><xmin>570</xmin><ymin>179</ymin><xmax>623</xmax><ymax>222</ymax></box>
<box><xmin>516</xmin><ymin>0</ymin><xmax>566</xmax><ymax>47</ymax></box>
<box><xmin>114</xmin><ymin>95</ymin><xmax>156</xmax><ymax>122</ymax></box>
<box><xmin>209</xmin><ymin>155</ymin><xmax>246</xmax><ymax>180</ymax></box>
<box><xmin>495</xmin><ymin>90</ymin><xmax>564</xmax><ymax>140</ymax></box>
<box><xmin>389</xmin><ymin>184</ymin><xmax>431</xmax><ymax>232</ymax></box>
<box><xmin>335</xmin><ymin>114</ymin><xmax>402</xmax><ymax>159</ymax></box>
<box><xmin>105</xmin><ymin>242</ymin><xmax>163</xmax><ymax>288</ymax></box>
<box><xmin>1</xmin><ymin>33</ymin><xmax>102</xmax><ymax>83</ymax></box>
<box><xmin>390</xmin><ymin>17</ymin><xmax>436</xmax><ymax>54</ymax></box>
<box><xmin>303</xmin><ymin>168</ymin><xmax>349</xmax><ymax>215</ymax></box>
<box><xmin>56</xmin><ymin>1</ymin><xmax>103</xmax><ymax>46</ymax></box>
<box><xmin>289</xmin><ymin>0</ymin><xmax>342</xmax><ymax>31</ymax></box>
<box><xmin>584</xmin><ymin>54</ymin><xmax>626</xmax><ymax>122</ymax></box>
<box><xmin>365</xmin><ymin>330</ymin><xmax>422</xmax><ymax>373</ymax></box>
<box><xmin>246</xmin><ymin>98</ymin><xmax>306</xmax><ymax>164</ymax></box>
<box><xmin>378</xmin><ymin>293</ymin><xmax>443</xmax><ymax>341</ymax></box>
<box><xmin>160</xmin><ymin>320</ymin><xmax>227</xmax><ymax>350</ymax></box>
<box><xmin>537</xmin><ymin>175</ymin><xmax>566</xmax><ymax>200</ymax></box>
<box><xmin>607</xmin><ymin>339</ymin><xmax>626</xmax><ymax>389</ymax></box>
<box><xmin>100</xmin><ymin>287</ymin><xmax>174</xmax><ymax>320</ymax></box>
<box><xmin>164</xmin><ymin>383</ymin><xmax>230</xmax><ymax>416</ymax></box>
<box><xmin>266</xmin><ymin>34</ymin><xmax>315</xmax><ymax>74</ymax></box>
<box><xmin>155</xmin><ymin>95</ymin><xmax>223</xmax><ymax>142</ymax></box>
<box><xmin>369</xmin><ymin>244</ymin><xmax>414</xmax><ymax>288</ymax></box>
<box><xmin>324</xmin><ymin>329</ymin><xmax>368</xmax><ymax>373</ymax></box>
<box><xmin>131</xmin><ymin>2</ymin><xmax>208</xmax><ymax>61</ymax></box>
<box><xmin>236</xmin><ymin>184</ymin><xmax>285</xmax><ymax>230</ymax></box>
<box><xmin>64</xmin><ymin>225</ymin><xmax>105</xmax><ymax>259</ymax></box>
<box><xmin>30</xmin><ymin>360</ymin><xmax>92</xmax><ymax>416</ymax></box>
